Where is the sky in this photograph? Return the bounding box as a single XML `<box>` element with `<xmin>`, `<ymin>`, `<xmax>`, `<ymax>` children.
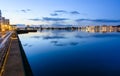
<box><xmin>0</xmin><ymin>0</ymin><xmax>120</xmax><ymax>26</ymax></box>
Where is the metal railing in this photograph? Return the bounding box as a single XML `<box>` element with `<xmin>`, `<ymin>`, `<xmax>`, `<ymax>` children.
<box><xmin>0</xmin><ymin>32</ymin><xmax>12</xmax><ymax>70</ymax></box>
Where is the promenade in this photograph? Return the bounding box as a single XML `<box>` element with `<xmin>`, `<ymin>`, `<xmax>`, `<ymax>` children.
<box><xmin>0</xmin><ymin>32</ymin><xmax>25</xmax><ymax>76</ymax></box>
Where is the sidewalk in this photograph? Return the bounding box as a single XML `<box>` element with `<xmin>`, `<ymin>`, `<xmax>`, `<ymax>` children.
<box><xmin>2</xmin><ymin>38</ymin><xmax>25</xmax><ymax>76</ymax></box>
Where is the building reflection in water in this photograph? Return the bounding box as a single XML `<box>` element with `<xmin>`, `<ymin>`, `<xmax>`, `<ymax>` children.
<box><xmin>83</xmin><ymin>25</ymin><xmax>120</xmax><ymax>33</ymax></box>
<box><xmin>37</xmin><ymin>25</ymin><xmax>120</xmax><ymax>33</ymax></box>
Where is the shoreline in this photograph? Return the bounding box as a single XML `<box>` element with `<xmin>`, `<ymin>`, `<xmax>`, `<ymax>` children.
<box><xmin>17</xmin><ymin>33</ymin><xmax>33</xmax><ymax>76</ymax></box>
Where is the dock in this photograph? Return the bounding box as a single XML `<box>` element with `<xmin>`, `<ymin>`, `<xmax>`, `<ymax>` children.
<box><xmin>16</xmin><ymin>30</ymin><xmax>37</xmax><ymax>34</ymax></box>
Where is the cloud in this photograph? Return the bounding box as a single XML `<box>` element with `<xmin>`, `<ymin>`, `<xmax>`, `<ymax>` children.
<box><xmin>70</xmin><ymin>11</ymin><xmax>80</xmax><ymax>15</ymax></box>
<box><xmin>76</xmin><ymin>19</ymin><xmax>120</xmax><ymax>23</ymax></box>
<box><xmin>51</xmin><ymin>23</ymin><xmax>69</xmax><ymax>26</ymax></box>
<box><xmin>29</xmin><ymin>18</ymin><xmax>41</xmax><ymax>21</ymax></box>
<box><xmin>16</xmin><ymin>24</ymin><xmax>26</xmax><ymax>28</ymax></box>
<box><xmin>54</xmin><ymin>10</ymin><xmax>67</xmax><ymax>13</ymax></box>
<box><xmin>93</xmin><ymin>19</ymin><xmax>120</xmax><ymax>23</ymax></box>
<box><xmin>20</xmin><ymin>9</ymin><xmax>31</xmax><ymax>13</ymax></box>
<box><xmin>50</xmin><ymin>13</ymin><xmax>59</xmax><ymax>16</ymax></box>
<box><xmin>42</xmin><ymin>17</ymin><xmax>69</xmax><ymax>21</ymax></box>
<box><xmin>76</xmin><ymin>19</ymin><xmax>89</xmax><ymax>22</ymax></box>
<box><xmin>51</xmin><ymin>10</ymin><xmax>82</xmax><ymax>16</ymax></box>
<box><xmin>28</xmin><ymin>17</ymin><xmax>69</xmax><ymax>23</ymax></box>
<box><xmin>50</xmin><ymin>10</ymin><xmax>67</xmax><ymax>16</ymax></box>
<box><xmin>16</xmin><ymin>24</ymin><xmax>26</xmax><ymax>26</ymax></box>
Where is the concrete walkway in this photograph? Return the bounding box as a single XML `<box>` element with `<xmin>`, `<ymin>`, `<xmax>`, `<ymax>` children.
<box><xmin>2</xmin><ymin>38</ymin><xmax>25</xmax><ymax>76</ymax></box>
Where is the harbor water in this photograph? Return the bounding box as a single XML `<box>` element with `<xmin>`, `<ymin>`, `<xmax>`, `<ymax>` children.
<box><xmin>18</xmin><ymin>30</ymin><xmax>120</xmax><ymax>76</ymax></box>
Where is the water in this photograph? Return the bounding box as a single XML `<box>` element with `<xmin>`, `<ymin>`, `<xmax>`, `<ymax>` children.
<box><xmin>18</xmin><ymin>30</ymin><xmax>120</xmax><ymax>76</ymax></box>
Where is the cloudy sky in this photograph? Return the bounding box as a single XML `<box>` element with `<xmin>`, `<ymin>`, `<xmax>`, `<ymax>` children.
<box><xmin>0</xmin><ymin>0</ymin><xmax>120</xmax><ymax>26</ymax></box>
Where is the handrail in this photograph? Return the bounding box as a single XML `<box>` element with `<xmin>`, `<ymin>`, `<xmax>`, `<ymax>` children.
<box><xmin>0</xmin><ymin>32</ymin><xmax>12</xmax><ymax>70</ymax></box>
<box><xmin>0</xmin><ymin>32</ymin><xmax>12</xmax><ymax>51</ymax></box>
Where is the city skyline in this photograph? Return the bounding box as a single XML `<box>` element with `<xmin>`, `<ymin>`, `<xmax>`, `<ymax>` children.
<box><xmin>0</xmin><ymin>0</ymin><xmax>120</xmax><ymax>26</ymax></box>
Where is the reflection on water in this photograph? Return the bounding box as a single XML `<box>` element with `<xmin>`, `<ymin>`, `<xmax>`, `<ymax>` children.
<box><xmin>19</xmin><ymin>30</ymin><xmax>120</xmax><ymax>76</ymax></box>
<box><xmin>43</xmin><ymin>35</ymin><xmax>66</xmax><ymax>40</ymax></box>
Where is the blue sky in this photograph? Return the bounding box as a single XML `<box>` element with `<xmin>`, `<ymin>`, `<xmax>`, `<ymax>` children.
<box><xmin>0</xmin><ymin>0</ymin><xmax>120</xmax><ymax>26</ymax></box>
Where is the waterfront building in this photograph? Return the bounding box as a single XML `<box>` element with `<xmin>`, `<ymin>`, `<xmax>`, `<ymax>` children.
<box><xmin>78</xmin><ymin>27</ymin><xmax>81</xmax><ymax>31</ymax></box>
<box><xmin>0</xmin><ymin>10</ymin><xmax>11</xmax><ymax>34</ymax></box>
<box><xmin>86</xmin><ymin>26</ymin><xmax>95</xmax><ymax>32</ymax></box>
<box><xmin>94</xmin><ymin>26</ymin><xmax>100</xmax><ymax>32</ymax></box>
<box><xmin>117</xmin><ymin>25</ymin><xmax>120</xmax><ymax>32</ymax></box>
<box><xmin>85</xmin><ymin>26</ymin><xmax>89</xmax><ymax>32</ymax></box>
<box><xmin>11</xmin><ymin>25</ymin><xmax>17</xmax><ymax>30</ymax></box>
<box><xmin>100</xmin><ymin>25</ymin><xmax>108</xmax><ymax>32</ymax></box>
<box><xmin>107</xmin><ymin>26</ymin><xmax>114</xmax><ymax>32</ymax></box>
<box><xmin>0</xmin><ymin>17</ymin><xmax>11</xmax><ymax>32</ymax></box>
<box><xmin>5</xmin><ymin>19</ymin><xmax>10</xmax><ymax>31</ymax></box>
<box><xmin>112</xmin><ymin>26</ymin><xmax>118</xmax><ymax>32</ymax></box>
<box><xmin>1</xmin><ymin>17</ymin><xmax>5</xmax><ymax>32</ymax></box>
<box><xmin>81</xmin><ymin>26</ymin><xmax>86</xmax><ymax>31</ymax></box>
<box><xmin>0</xmin><ymin>10</ymin><xmax>1</xmax><ymax>32</ymax></box>
<box><xmin>26</xmin><ymin>25</ymin><xmax>35</xmax><ymax>30</ymax></box>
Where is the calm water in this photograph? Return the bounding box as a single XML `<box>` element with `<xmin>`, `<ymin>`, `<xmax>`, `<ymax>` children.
<box><xmin>18</xmin><ymin>30</ymin><xmax>120</xmax><ymax>76</ymax></box>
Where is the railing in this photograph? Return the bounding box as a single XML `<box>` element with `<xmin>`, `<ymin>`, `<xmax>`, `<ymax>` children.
<box><xmin>0</xmin><ymin>32</ymin><xmax>12</xmax><ymax>70</ymax></box>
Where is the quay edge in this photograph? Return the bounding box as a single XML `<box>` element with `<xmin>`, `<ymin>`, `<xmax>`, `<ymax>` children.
<box><xmin>16</xmin><ymin>32</ymin><xmax>33</xmax><ymax>76</ymax></box>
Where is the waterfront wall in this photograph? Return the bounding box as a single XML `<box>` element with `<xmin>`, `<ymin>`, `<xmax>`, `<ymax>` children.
<box><xmin>17</xmin><ymin>33</ymin><xmax>33</xmax><ymax>76</ymax></box>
